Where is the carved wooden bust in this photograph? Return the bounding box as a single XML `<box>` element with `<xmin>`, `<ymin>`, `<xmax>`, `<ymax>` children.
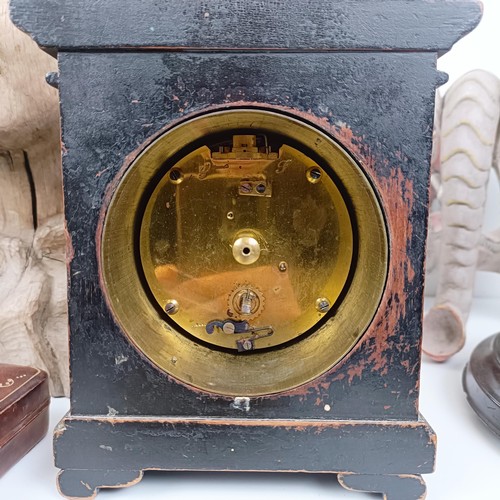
<box><xmin>0</xmin><ymin>0</ymin><xmax>67</xmax><ymax>396</ymax></box>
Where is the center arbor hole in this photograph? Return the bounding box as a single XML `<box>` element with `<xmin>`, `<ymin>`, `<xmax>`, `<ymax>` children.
<box><xmin>242</xmin><ymin>247</ymin><xmax>251</xmax><ymax>255</ymax></box>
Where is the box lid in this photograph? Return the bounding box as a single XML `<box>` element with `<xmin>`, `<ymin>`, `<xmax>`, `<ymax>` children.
<box><xmin>0</xmin><ymin>364</ymin><xmax>49</xmax><ymax>447</ymax></box>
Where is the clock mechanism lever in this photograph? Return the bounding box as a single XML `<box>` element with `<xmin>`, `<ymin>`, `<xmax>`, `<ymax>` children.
<box><xmin>205</xmin><ymin>319</ymin><xmax>274</xmax><ymax>352</ymax></box>
<box><xmin>206</xmin><ymin>319</ymin><xmax>249</xmax><ymax>335</ymax></box>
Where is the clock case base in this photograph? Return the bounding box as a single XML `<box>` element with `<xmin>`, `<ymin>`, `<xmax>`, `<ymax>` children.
<box><xmin>54</xmin><ymin>413</ymin><xmax>435</xmax><ymax>499</ymax></box>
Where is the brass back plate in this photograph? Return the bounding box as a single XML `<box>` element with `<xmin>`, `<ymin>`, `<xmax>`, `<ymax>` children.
<box><xmin>140</xmin><ymin>138</ymin><xmax>353</xmax><ymax>351</ymax></box>
<box><xmin>101</xmin><ymin>109</ymin><xmax>388</xmax><ymax>396</ymax></box>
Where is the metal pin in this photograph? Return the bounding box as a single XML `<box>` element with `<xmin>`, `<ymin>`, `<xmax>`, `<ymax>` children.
<box><xmin>239</xmin><ymin>290</ymin><xmax>257</xmax><ymax>315</ymax></box>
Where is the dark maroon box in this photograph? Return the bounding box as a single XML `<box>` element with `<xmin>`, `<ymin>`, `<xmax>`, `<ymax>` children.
<box><xmin>0</xmin><ymin>364</ymin><xmax>50</xmax><ymax>477</ymax></box>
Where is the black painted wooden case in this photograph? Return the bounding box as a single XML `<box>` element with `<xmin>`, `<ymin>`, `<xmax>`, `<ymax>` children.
<box><xmin>10</xmin><ymin>1</ymin><xmax>481</xmax><ymax>498</ymax></box>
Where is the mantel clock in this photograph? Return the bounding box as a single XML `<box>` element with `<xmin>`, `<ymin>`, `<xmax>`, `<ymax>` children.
<box><xmin>10</xmin><ymin>1</ymin><xmax>481</xmax><ymax>498</ymax></box>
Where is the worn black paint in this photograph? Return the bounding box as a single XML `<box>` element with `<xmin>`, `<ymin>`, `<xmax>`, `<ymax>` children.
<box><xmin>57</xmin><ymin>469</ymin><xmax>142</xmax><ymax>499</ymax></box>
<box><xmin>58</xmin><ymin>51</ymin><xmax>436</xmax><ymax>420</ymax></box>
<box><xmin>10</xmin><ymin>0</ymin><xmax>481</xmax><ymax>53</ymax></box>
<box><xmin>338</xmin><ymin>473</ymin><xmax>427</xmax><ymax>500</ymax></box>
<box><xmin>9</xmin><ymin>0</ymin><xmax>480</xmax><ymax>498</ymax></box>
<box><xmin>54</xmin><ymin>417</ymin><xmax>435</xmax><ymax>474</ymax></box>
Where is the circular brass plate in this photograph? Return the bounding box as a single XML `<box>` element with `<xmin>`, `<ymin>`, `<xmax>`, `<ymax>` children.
<box><xmin>101</xmin><ymin>109</ymin><xmax>388</xmax><ymax>396</ymax></box>
<box><xmin>140</xmin><ymin>134</ymin><xmax>353</xmax><ymax>351</ymax></box>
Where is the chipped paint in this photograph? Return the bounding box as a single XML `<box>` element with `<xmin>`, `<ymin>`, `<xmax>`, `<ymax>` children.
<box><xmin>64</xmin><ymin>221</ymin><xmax>74</xmax><ymax>269</ymax></box>
<box><xmin>230</xmin><ymin>397</ymin><xmax>250</xmax><ymax>412</ymax></box>
<box><xmin>114</xmin><ymin>354</ymin><xmax>128</xmax><ymax>366</ymax></box>
<box><xmin>65</xmin><ymin>413</ymin><xmax>434</xmax><ymax>430</ymax></box>
<box><xmin>92</xmin><ymin>101</ymin><xmax>424</xmax><ymax>413</ymax></box>
<box><xmin>106</xmin><ymin>406</ymin><xmax>118</xmax><ymax>417</ymax></box>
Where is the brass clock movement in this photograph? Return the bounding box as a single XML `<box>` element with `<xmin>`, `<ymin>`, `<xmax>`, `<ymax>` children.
<box><xmin>10</xmin><ymin>1</ymin><xmax>481</xmax><ymax>498</ymax></box>
<box><xmin>102</xmin><ymin>109</ymin><xmax>387</xmax><ymax>396</ymax></box>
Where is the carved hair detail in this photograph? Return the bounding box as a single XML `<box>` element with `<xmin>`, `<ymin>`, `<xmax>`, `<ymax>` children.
<box><xmin>424</xmin><ymin>69</ymin><xmax>500</xmax><ymax>362</ymax></box>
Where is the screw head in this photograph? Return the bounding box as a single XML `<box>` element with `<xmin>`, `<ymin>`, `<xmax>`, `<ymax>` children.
<box><xmin>222</xmin><ymin>322</ymin><xmax>236</xmax><ymax>334</ymax></box>
<box><xmin>169</xmin><ymin>169</ymin><xmax>184</xmax><ymax>184</ymax></box>
<box><xmin>242</xmin><ymin>339</ymin><xmax>254</xmax><ymax>351</ymax></box>
<box><xmin>278</xmin><ymin>261</ymin><xmax>288</xmax><ymax>272</ymax></box>
<box><xmin>164</xmin><ymin>299</ymin><xmax>179</xmax><ymax>315</ymax></box>
<box><xmin>307</xmin><ymin>167</ymin><xmax>322</xmax><ymax>184</ymax></box>
<box><xmin>240</xmin><ymin>182</ymin><xmax>252</xmax><ymax>193</ymax></box>
<box><xmin>316</xmin><ymin>297</ymin><xmax>330</xmax><ymax>313</ymax></box>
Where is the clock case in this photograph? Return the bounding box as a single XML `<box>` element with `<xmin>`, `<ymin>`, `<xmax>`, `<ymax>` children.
<box><xmin>10</xmin><ymin>1</ymin><xmax>481</xmax><ymax>498</ymax></box>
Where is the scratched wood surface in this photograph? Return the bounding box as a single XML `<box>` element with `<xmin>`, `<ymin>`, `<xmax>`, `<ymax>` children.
<box><xmin>10</xmin><ymin>0</ymin><xmax>481</xmax><ymax>52</ymax></box>
<box><xmin>57</xmin><ymin>50</ymin><xmax>438</xmax><ymax>420</ymax></box>
<box><xmin>53</xmin><ymin>415</ymin><xmax>435</xmax><ymax>498</ymax></box>
<box><xmin>54</xmin><ymin>416</ymin><xmax>436</xmax><ymax>473</ymax></box>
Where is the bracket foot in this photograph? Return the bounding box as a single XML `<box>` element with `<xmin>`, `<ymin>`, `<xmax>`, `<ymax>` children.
<box><xmin>338</xmin><ymin>473</ymin><xmax>426</xmax><ymax>500</ymax></box>
<box><xmin>57</xmin><ymin>469</ymin><xmax>143</xmax><ymax>499</ymax></box>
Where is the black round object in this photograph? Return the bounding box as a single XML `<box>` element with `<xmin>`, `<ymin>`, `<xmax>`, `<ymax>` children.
<box><xmin>463</xmin><ymin>332</ymin><xmax>500</xmax><ymax>438</ymax></box>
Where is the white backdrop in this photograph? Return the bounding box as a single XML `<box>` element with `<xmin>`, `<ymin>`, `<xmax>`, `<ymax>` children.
<box><xmin>439</xmin><ymin>0</ymin><xmax>500</xmax><ymax>93</ymax></box>
<box><xmin>434</xmin><ymin>0</ymin><xmax>500</xmax><ymax>298</ymax></box>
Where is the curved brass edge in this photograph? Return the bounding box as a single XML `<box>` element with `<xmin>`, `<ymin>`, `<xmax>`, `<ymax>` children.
<box><xmin>140</xmin><ymin>140</ymin><xmax>354</xmax><ymax>350</ymax></box>
<box><xmin>101</xmin><ymin>108</ymin><xmax>388</xmax><ymax>396</ymax></box>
